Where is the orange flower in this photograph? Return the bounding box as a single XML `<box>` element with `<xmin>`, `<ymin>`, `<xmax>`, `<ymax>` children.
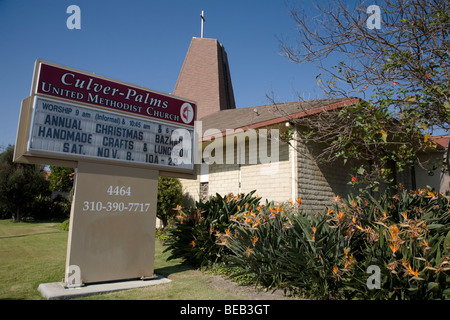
<box><xmin>311</xmin><ymin>227</ymin><xmax>317</xmax><ymax>241</ymax></box>
<box><xmin>344</xmin><ymin>251</ymin><xmax>355</xmax><ymax>269</ymax></box>
<box><xmin>389</xmin><ymin>225</ymin><xmax>400</xmax><ymax>239</ymax></box>
<box><xmin>389</xmin><ymin>238</ymin><xmax>401</xmax><ymax>256</ymax></box>
<box><xmin>351</xmin><ymin>175</ymin><xmax>357</xmax><ymax>182</ymax></box>
<box><xmin>252</xmin><ymin>236</ymin><xmax>259</xmax><ymax>245</ymax></box>
<box><xmin>296</xmin><ymin>197</ymin><xmax>302</xmax><ymax>205</ymax></box>
<box><xmin>333</xmin><ymin>266</ymin><xmax>339</xmax><ymax>275</ymax></box>
<box><xmin>388</xmin><ymin>225</ymin><xmax>401</xmax><ymax>256</ymax></box>
<box><xmin>333</xmin><ymin>195</ymin><xmax>341</xmax><ymax>202</ymax></box>
<box><xmin>327</xmin><ymin>208</ymin><xmax>334</xmax><ymax>215</ymax></box>
<box><xmin>406</xmin><ymin>264</ymin><xmax>419</xmax><ymax>278</ymax></box>
<box><xmin>189</xmin><ymin>240</ymin><xmax>196</xmax><ymax>248</ymax></box>
<box><xmin>400</xmin><ymin>211</ymin><xmax>408</xmax><ymax>220</ymax></box>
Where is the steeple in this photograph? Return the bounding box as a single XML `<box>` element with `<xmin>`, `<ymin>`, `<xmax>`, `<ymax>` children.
<box><xmin>173</xmin><ymin>37</ymin><xmax>236</xmax><ymax>120</ymax></box>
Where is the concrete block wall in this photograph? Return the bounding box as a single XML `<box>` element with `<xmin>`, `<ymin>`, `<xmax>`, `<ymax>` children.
<box><xmin>180</xmin><ymin>132</ymin><xmax>293</xmax><ymax>205</ymax></box>
<box><xmin>209</xmin><ymin>162</ymin><xmax>240</xmax><ymax>196</ymax></box>
<box><xmin>240</xmin><ymin>142</ymin><xmax>291</xmax><ymax>203</ymax></box>
<box><xmin>180</xmin><ymin>132</ymin><xmax>420</xmax><ymax>214</ymax></box>
<box><xmin>296</xmin><ymin>141</ymin><xmax>355</xmax><ymax>212</ymax></box>
<box><xmin>179</xmin><ymin>166</ymin><xmax>200</xmax><ymax>206</ymax></box>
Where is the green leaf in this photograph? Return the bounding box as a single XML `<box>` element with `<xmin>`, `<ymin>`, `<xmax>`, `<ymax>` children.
<box><xmin>443</xmin><ymin>288</ymin><xmax>450</xmax><ymax>298</ymax></box>
<box><xmin>427</xmin><ymin>224</ymin><xmax>444</xmax><ymax>230</ymax></box>
<box><xmin>357</xmin><ymin>166</ymin><xmax>365</xmax><ymax>175</ymax></box>
<box><xmin>427</xmin><ymin>282</ymin><xmax>439</xmax><ymax>292</ymax></box>
<box><xmin>444</xmin><ymin>231</ymin><xmax>450</xmax><ymax>254</ymax></box>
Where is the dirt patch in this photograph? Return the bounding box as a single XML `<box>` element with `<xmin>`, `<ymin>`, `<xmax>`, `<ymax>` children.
<box><xmin>205</xmin><ymin>273</ymin><xmax>293</xmax><ymax>300</ymax></box>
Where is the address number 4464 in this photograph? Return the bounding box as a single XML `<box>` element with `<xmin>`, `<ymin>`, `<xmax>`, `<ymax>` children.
<box><xmin>107</xmin><ymin>185</ymin><xmax>131</xmax><ymax>196</ymax></box>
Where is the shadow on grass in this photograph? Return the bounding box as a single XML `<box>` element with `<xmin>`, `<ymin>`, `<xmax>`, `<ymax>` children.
<box><xmin>0</xmin><ymin>231</ymin><xmax>62</xmax><ymax>239</ymax></box>
<box><xmin>154</xmin><ymin>262</ymin><xmax>193</xmax><ymax>278</ymax></box>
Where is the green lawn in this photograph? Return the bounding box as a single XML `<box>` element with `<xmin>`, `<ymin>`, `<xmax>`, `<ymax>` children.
<box><xmin>0</xmin><ymin>220</ymin><xmax>260</xmax><ymax>300</ymax></box>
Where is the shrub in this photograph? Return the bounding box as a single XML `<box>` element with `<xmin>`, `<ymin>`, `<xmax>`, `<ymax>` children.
<box><xmin>332</xmin><ymin>188</ymin><xmax>450</xmax><ymax>299</ymax></box>
<box><xmin>163</xmin><ymin>191</ymin><xmax>261</xmax><ymax>267</ymax></box>
<box><xmin>223</xmin><ymin>200</ymin><xmax>350</xmax><ymax>298</ymax></box>
<box><xmin>28</xmin><ymin>194</ymin><xmax>71</xmax><ymax>221</ymax></box>
<box><xmin>222</xmin><ymin>189</ymin><xmax>450</xmax><ymax>299</ymax></box>
<box><xmin>157</xmin><ymin>177</ymin><xmax>183</xmax><ymax>227</ymax></box>
<box><xmin>165</xmin><ymin>188</ymin><xmax>449</xmax><ymax>299</ymax></box>
<box><xmin>61</xmin><ymin>219</ymin><xmax>70</xmax><ymax>231</ymax></box>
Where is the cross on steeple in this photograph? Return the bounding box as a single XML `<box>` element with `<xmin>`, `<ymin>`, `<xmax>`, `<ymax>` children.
<box><xmin>200</xmin><ymin>10</ymin><xmax>205</xmax><ymax>38</ymax></box>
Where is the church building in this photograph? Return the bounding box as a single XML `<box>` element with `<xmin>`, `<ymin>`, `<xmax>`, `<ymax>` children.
<box><xmin>173</xmin><ymin>37</ymin><xmax>449</xmax><ymax>211</ymax></box>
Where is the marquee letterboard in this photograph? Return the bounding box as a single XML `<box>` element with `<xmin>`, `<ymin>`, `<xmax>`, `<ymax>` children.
<box><xmin>29</xmin><ymin>97</ymin><xmax>194</xmax><ymax>170</ymax></box>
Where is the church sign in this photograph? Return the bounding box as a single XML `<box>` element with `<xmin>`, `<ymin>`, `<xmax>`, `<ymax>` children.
<box><xmin>14</xmin><ymin>60</ymin><xmax>197</xmax><ymax>288</ymax></box>
<box><xmin>16</xmin><ymin>60</ymin><xmax>196</xmax><ymax>174</ymax></box>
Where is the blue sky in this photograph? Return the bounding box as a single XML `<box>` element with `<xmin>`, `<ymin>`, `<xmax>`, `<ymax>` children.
<box><xmin>1</xmin><ymin>0</ymin><xmax>373</xmax><ymax>149</ymax></box>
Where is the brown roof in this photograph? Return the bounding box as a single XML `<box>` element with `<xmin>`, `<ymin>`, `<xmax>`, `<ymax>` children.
<box><xmin>199</xmin><ymin>97</ymin><xmax>360</xmax><ymax>140</ymax></box>
<box><xmin>430</xmin><ymin>135</ymin><xmax>449</xmax><ymax>151</ymax></box>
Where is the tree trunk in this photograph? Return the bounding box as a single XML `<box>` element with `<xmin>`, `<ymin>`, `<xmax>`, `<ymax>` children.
<box><xmin>13</xmin><ymin>208</ymin><xmax>21</xmax><ymax>222</ymax></box>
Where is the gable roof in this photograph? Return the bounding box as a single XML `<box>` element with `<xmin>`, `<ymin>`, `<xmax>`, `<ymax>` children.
<box><xmin>430</xmin><ymin>135</ymin><xmax>449</xmax><ymax>151</ymax></box>
<box><xmin>199</xmin><ymin>97</ymin><xmax>360</xmax><ymax>140</ymax></box>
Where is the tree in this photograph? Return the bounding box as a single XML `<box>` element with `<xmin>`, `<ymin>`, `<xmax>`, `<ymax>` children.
<box><xmin>277</xmin><ymin>0</ymin><xmax>449</xmax><ymax>186</ymax></box>
<box><xmin>157</xmin><ymin>176</ymin><xmax>183</xmax><ymax>228</ymax></box>
<box><xmin>48</xmin><ymin>166</ymin><xmax>74</xmax><ymax>192</ymax></box>
<box><xmin>0</xmin><ymin>145</ymin><xmax>50</xmax><ymax>221</ymax></box>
